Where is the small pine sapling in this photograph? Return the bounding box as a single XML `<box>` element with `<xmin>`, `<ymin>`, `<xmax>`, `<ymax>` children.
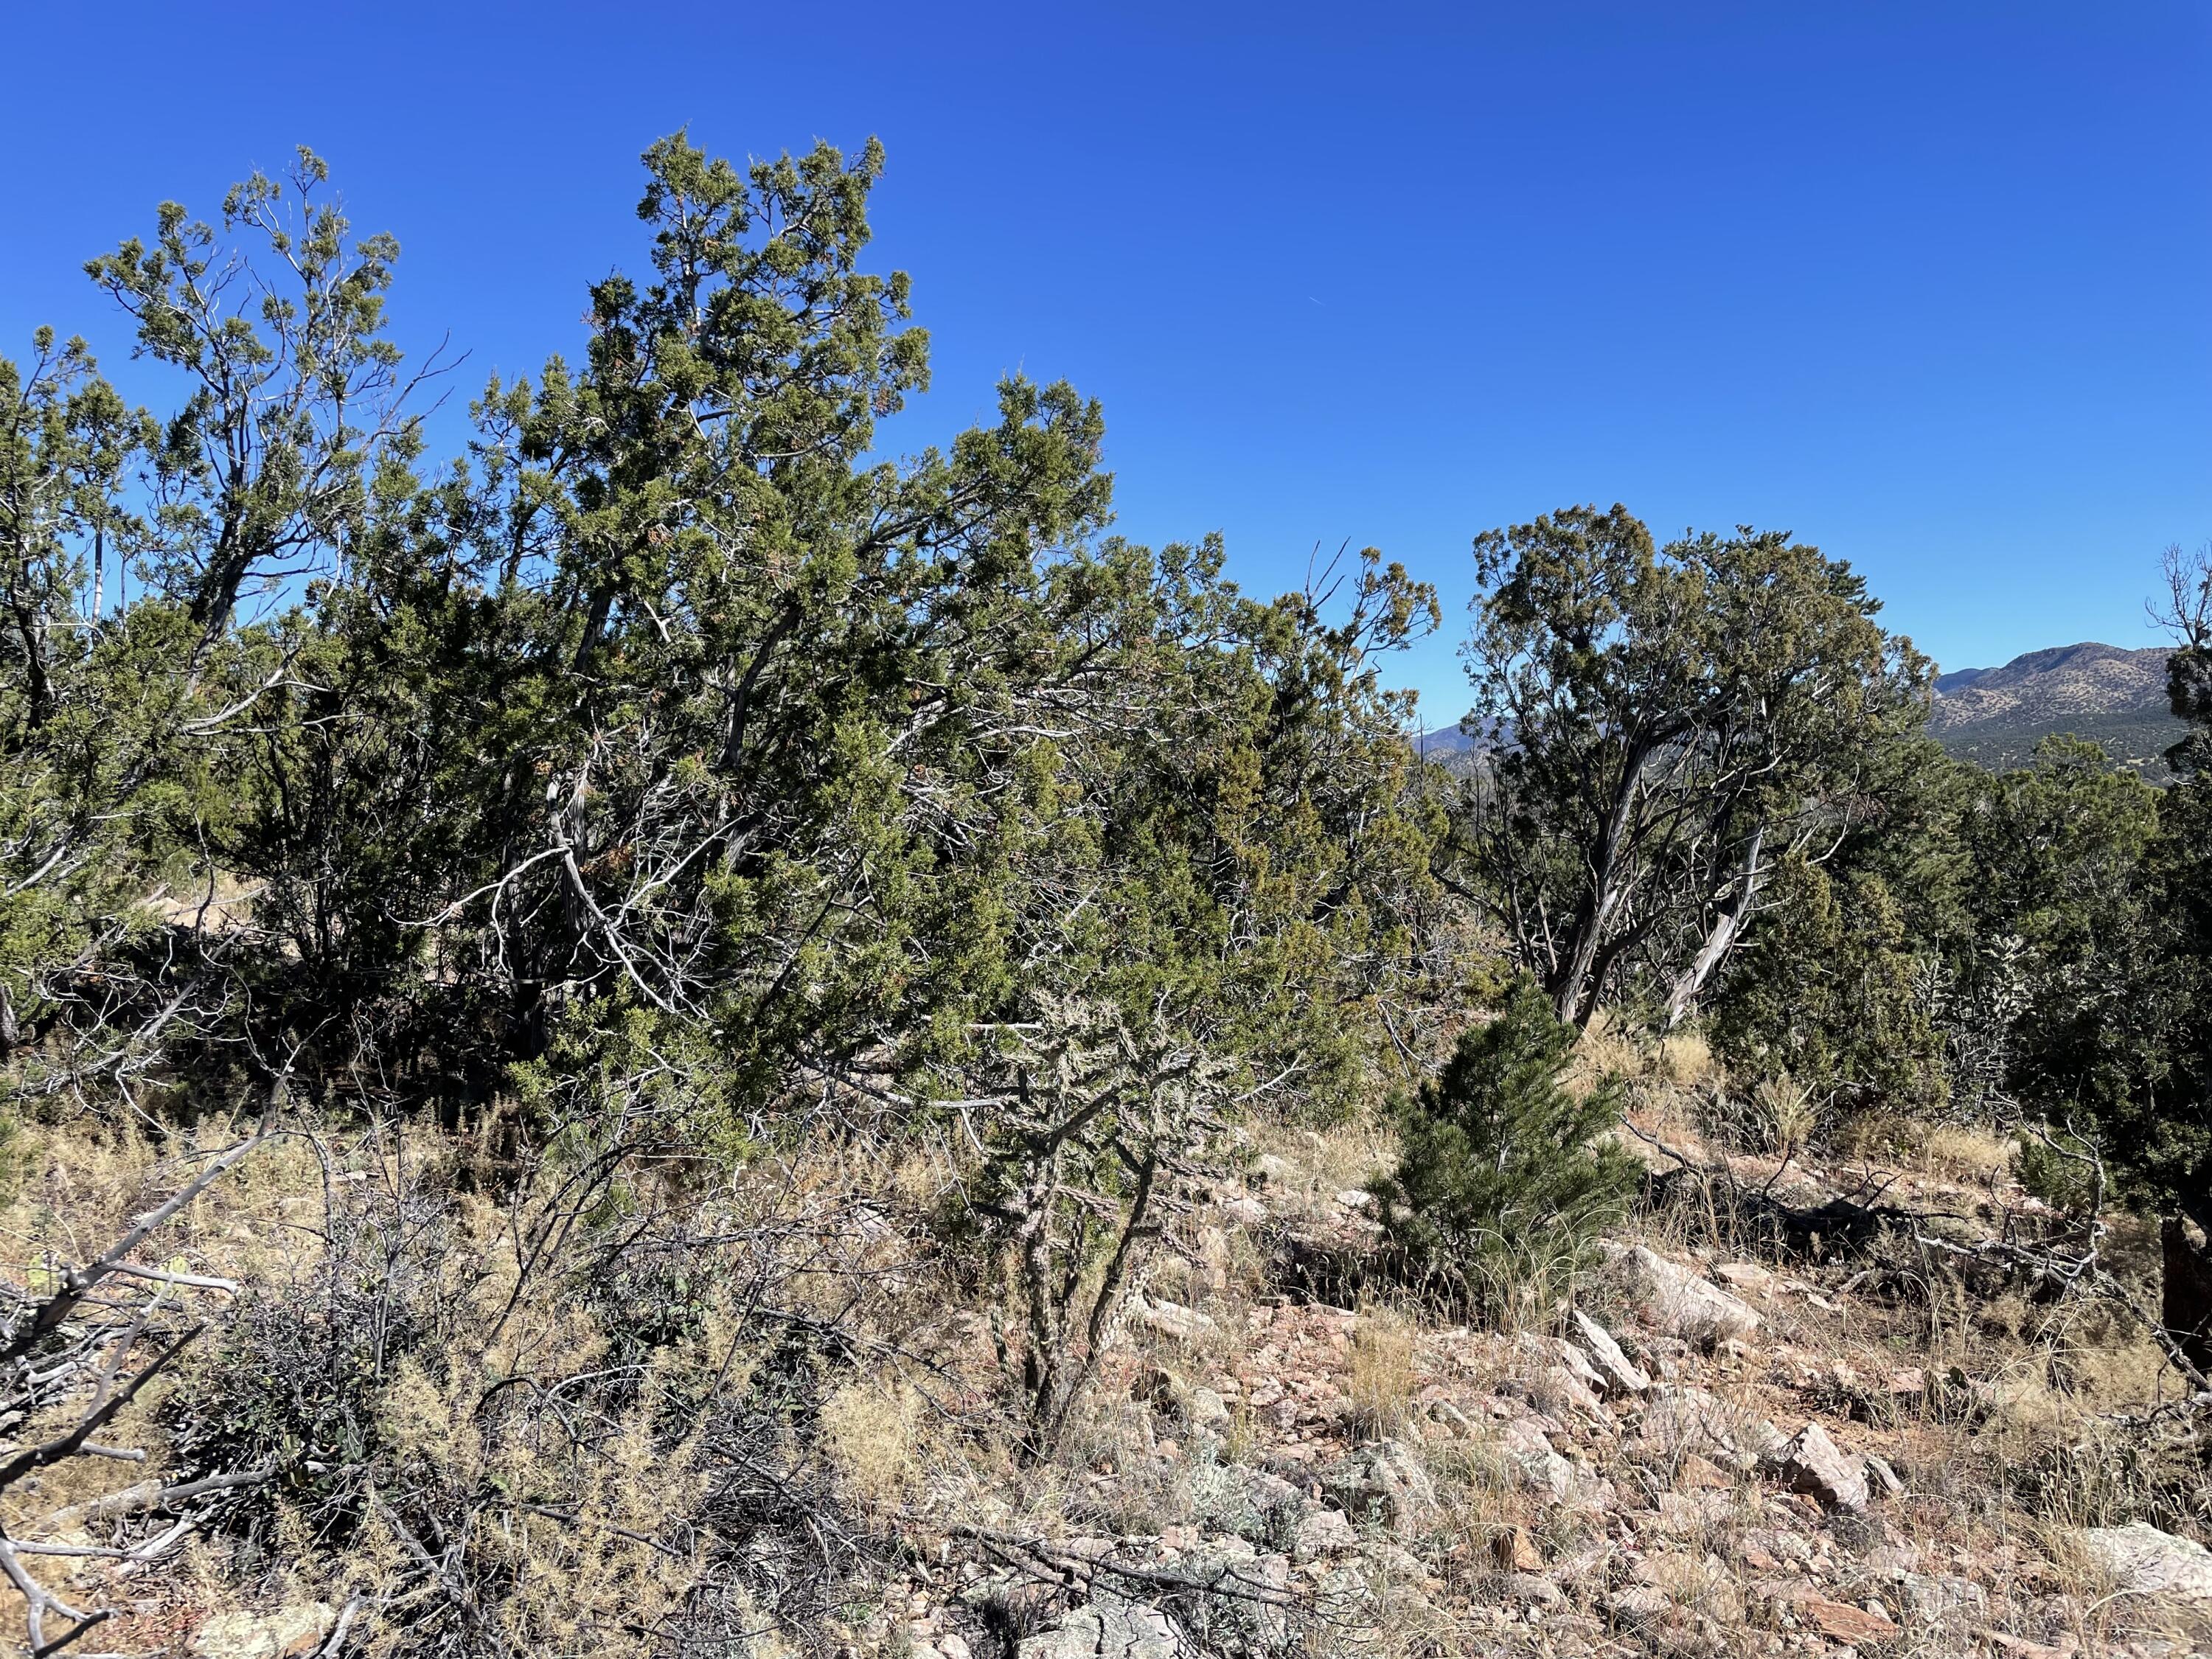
<box><xmin>1371</xmin><ymin>976</ymin><xmax>1640</xmax><ymax>1321</ymax></box>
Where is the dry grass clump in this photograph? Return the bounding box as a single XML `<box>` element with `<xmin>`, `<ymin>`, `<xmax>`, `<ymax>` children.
<box><xmin>1567</xmin><ymin>1014</ymin><xmax>1716</xmax><ymax>1096</ymax></box>
<box><xmin>1749</xmin><ymin>1074</ymin><xmax>1818</xmax><ymax>1159</ymax></box>
<box><xmin>1655</xmin><ymin>1029</ymin><xmax>1717</xmax><ymax>1088</ymax></box>
<box><xmin>1830</xmin><ymin>1111</ymin><xmax>2014</xmax><ymax>1187</ymax></box>
<box><xmin>1346</xmin><ymin>1301</ymin><xmax>1419</xmax><ymax>1438</ymax></box>
<box><xmin>1569</xmin><ymin>1011</ymin><xmax>1642</xmax><ymax>1099</ymax></box>
<box><xmin>821</xmin><ymin>1378</ymin><xmax>928</xmax><ymax>1515</ymax></box>
<box><xmin>1049</xmin><ymin>1388</ymin><xmax>1201</xmax><ymax>1538</ymax></box>
<box><xmin>1421</xmin><ymin>1437</ymin><xmax>1524</xmax><ymax>1545</ymax></box>
<box><xmin>1248</xmin><ymin>1117</ymin><xmax>1395</xmax><ymax>1215</ymax></box>
<box><xmin>1919</xmin><ymin>1124</ymin><xmax>2015</xmax><ymax>1186</ymax></box>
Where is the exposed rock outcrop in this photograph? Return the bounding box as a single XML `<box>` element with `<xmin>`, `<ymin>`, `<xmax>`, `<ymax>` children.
<box><xmin>1613</xmin><ymin>1245</ymin><xmax>1762</xmax><ymax>1348</ymax></box>
<box><xmin>2077</xmin><ymin>1522</ymin><xmax>2212</xmax><ymax>1603</ymax></box>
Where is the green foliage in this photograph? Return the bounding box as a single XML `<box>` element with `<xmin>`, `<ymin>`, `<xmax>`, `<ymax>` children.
<box><xmin>1713</xmin><ymin>852</ymin><xmax>1945</xmax><ymax>1113</ymax></box>
<box><xmin>84</xmin><ymin>147</ymin><xmax>418</xmax><ymax>646</ymax></box>
<box><xmin>1952</xmin><ymin>737</ymin><xmax>2161</xmax><ymax>1121</ymax></box>
<box><xmin>2014</xmin><ymin>1123</ymin><xmax>2106</xmax><ymax>1217</ymax></box>
<box><xmin>1370</xmin><ymin>976</ymin><xmax>1640</xmax><ymax>1319</ymax></box>
<box><xmin>1</xmin><ymin>135</ymin><xmax>1461</xmax><ymax>1475</ymax></box>
<box><xmin>1449</xmin><ymin>503</ymin><xmax>1930</xmax><ymax>1029</ymax></box>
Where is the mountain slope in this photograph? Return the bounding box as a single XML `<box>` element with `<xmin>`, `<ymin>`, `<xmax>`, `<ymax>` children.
<box><xmin>1930</xmin><ymin>641</ymin><xmax>2182</xmax><ymax>775</ymax></box>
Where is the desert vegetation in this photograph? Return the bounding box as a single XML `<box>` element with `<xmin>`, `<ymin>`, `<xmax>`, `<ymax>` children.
<box><xmin>1</xmin><ymin>136</ymin><xmax>2208</xmax><ymax>1659</ymax></box>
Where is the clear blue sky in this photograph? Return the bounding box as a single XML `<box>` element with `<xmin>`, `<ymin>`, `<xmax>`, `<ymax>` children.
<box><xmin>4</xmin><ymin>1</ymin><xmax>2205</xmax><ymax>720</ymax></box>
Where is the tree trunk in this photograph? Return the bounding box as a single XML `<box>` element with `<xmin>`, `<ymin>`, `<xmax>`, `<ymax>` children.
<box><xmin>2162</xmin><ymin>1215</ymin><xmax>2212</xmax><ymax>1380</ymax></box>
<box><xmin>1552</xmin><ymin>741</ymin><xmax>1650</xmax><ymax>1026</ymax></box>
<box><xmin>1663</xmin><ymin>825</ymin><xmax>1765</xmax><ymax>1029</ymax></box>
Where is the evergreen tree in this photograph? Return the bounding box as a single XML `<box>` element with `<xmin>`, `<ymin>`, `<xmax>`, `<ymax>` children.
<box><xmin>1371</xmin><ymin>975</ymin><xmax>1639</xmax><ymax>1318</ymax></box>
<box><xmin>1712</xmin><ymin>852</ymin><xmax>1945</xmax><ymax>1116</ymax></box>
<box><xmin>1448</xmin><ymin>505</ymin><xmax>1930</xmax><ymax>1029</ymax></box>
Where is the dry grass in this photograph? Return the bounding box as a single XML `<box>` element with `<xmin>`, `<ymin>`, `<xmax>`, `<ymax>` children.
<box><xmin>1655</xmin><ymin>1029</ymin><xmax>1717</xmax><ymax>1088</ymax></box>
<box><xmin>1346</xmin><ymin>1301</ymin><xmax>1419</xmax><ymax>1438</ymax></box>
<box><xmin>821</xmin><ymin>1377</ymin><xmax>931</xmax><ymax>1516</ymax></box>
<box><xmin>1919</xmin><ymin>1124</ymin><xmax>2015</xmax><ymax>1186</ymax></box>
<box><xmin>1569</xmin><ymin>1012</ymin><xmax>1642</xmax><ymax>1099</ymax></box>
<box><xmin>1248</xmin><ymin>1116</ymin><xmax>1395</xmax><ymax>1211</ymax></box>
<box><xmin>1750</xmin><ymin>1073</ymin><xmax>1818</xmax><ymax>1158</ymax></box>
<box><xmin>4</xmin><ymin>1012</ymin><xmax>2208</xmax><ymax>1659</ymax></box>
<box><xmin>1831</xmin><ymin>1112</ymin><xmax>2014</xmax><ymax>1187</ymax></box>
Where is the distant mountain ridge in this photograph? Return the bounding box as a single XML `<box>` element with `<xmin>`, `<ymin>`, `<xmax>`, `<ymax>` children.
<box><xmin>1416</xmin><ymin>641</ymin><xmax>2183</xmax><ymax>779</ymax></box>
<box><xmin>1930</xmin><ymin>641</ymin><xmax>2182</xmax><ymax>775</ymax></box>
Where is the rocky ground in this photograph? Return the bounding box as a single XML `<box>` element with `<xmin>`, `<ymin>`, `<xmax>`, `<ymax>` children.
<box><xmin>8</xmin><ymin>1092</ymin><xmax>2208</xmax><ymax>1659</ymax></box>
<box><xmin>873</xmin><ymin>1115</ymin><xmax>2212</xmax><ymax>1659</ymax></box>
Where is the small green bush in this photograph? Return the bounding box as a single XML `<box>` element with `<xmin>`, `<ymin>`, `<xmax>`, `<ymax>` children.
<box><xmin>1370</xmin><ymin>976</ymin><xmax>1640</xmax><ymax>1322</ymax></box>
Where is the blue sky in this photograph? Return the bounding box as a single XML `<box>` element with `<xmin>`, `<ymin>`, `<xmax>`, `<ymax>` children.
<box><xmin>4</xmin><ymin>1</ymin><xmax>2205</xmax><ymax>721</ymax></box>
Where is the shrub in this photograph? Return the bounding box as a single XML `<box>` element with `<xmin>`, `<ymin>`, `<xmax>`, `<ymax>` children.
<box><xmin>1370</xmin><ymin>977</ymin><xmax>1641</xmax><ymax>1321</ymax></box>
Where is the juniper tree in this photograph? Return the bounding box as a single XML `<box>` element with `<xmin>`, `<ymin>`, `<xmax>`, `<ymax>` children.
<box><xmin>1448</xmin><ymin>505</ymin><xmax>1929</xmax><ymax>1030</ymax></box>
<box><xmin>85</xmin><ymin>148</ymin><xmax>435</xmax><ymax>653</ymax></box>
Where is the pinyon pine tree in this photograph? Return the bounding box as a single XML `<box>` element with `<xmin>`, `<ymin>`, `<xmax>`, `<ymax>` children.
<box><xmin>1371</xmin><ymin>975</ymin><xmax>1639</xmax><ymax>1319</ymax></box>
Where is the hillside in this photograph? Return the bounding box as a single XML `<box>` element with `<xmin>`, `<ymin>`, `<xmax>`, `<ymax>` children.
<box><xmin>1930</xmin><ymin>643</ymin><xmax>2183</xmax><ymax>776</ymax></box>
<box><xmin>15</xmin><ymin>1049</ymin><xmax>2208</xmax><ymax>1659</ymax></box>
<box><xmin>7</xmin><ymin>127</ymin><xmax>2212</xmax><ymax>1659</ymax></box>
<box><xmin>1413</xmin><ymin>724</ymin><xmax>1486</xmax><ymax>781</ymax></box>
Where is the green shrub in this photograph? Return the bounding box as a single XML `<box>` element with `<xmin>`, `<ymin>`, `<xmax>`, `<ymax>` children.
<box><xmin>1370</xmin><ymin>976</ymin><xmax>1640</xmax><ymax>1321</ymax></box>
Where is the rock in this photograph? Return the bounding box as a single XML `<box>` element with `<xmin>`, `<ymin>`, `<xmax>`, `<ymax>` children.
<box><xmin>1673</xmin><ymin>1451</ymin><xmax>1732</xmax><ymax>1490</ymax></box>
<box><xmin>1713</xmin><ymin>1260</ymin><xmax>1775</xmax><ymax>1293</ymax></box>
<box><xmin>1618</xmin><ymin>1246</ymin><xmax>1762</xmax><ymax>1348</ymax></box>
<box><xmin>1220</xmin><ymin>1194</ymin><xmax>1268</xmax><ymax>1227</ymax></box>
<box><xmin>1633</xmin><ymin>1385</ymin><xmax>1781</xmax><ymax>1472</ymax></box>
<box><xmin>1357</xmin><ymin>1538</ymin><xmax>1430</xmax><ymax>1585</ymax></box>
<box><xmin>1252</xmin><ymin>1153</ymin><xmax>1298</xmax><ymax>1187</ymax></box>
<box><xmin>1752</xmin><ymin>1527</ymin><xmax>1815</xmax><ymax>1569</ymax></box>
<box><xmin>1334</xmin><ymin>1187</ymin><xmax>1374</xmax><ymax>1211</ymax></box>
<box><xmin>1503</xmin><ymin>1571</ymin><xmax>1563</xmax><ymax>1607</ymax></box>
<box><xmin>1514</xmin><ymin>1328</ymin><xmax>1604</xmax><ymax>1391</ymax></box>
<box><xmin>937</xmin><ymin>1638</ymin><xmax>973</xmax><ymax>1659</ymax></box>
<box><xmin>1793</xmin><ymin>1594</ymin><xmax>1898</xmax><ymax>1644</ymax></box>
<box><xmin>1135</xmin><ymin>1361</ymin><xmax>1186</xmax><ymax>1408</ymax></box>
<box><xmin>2076</xmin><ymin>1522</ymin><xmax>2212</xmax><ymax>1602</ymax></box>
<box><xmin>1183</xmin><ymin>1386</ymin><xmax>1231</xmax><ymax>1434</ymax></box>
<box><xmin>1540</xmin><ymin>1362</ymin><xmax>1607</xmax><ymax>1422</ymax></box>
<box><xmin>1864</xmin><ymin>1452</ymin><xmax>1905</xmax><ymax>1498</ymax></box>
<box><xmin>1424</xmin><ymin>1398</ymin><xmax>1479</xmax><ymax>1439</ymax></box>
<box><xmin>1492</xmin><ymin>1526</ymin><xmax>1544</xmax><ymax>1573</ymax></box>
<box><xmin>1655</xmin><ymin>1490</ymin><xmax>1731</xmax><ymax>1537</ymax></box>
<box><xmin>191</xmin><ymin>1604</ymin><xmax>335</xmax><ymax>1659</ymax></box>
<box><xmin>1496</xmin><ymin>1419</ymin><xmax>1576</xmax><ymax>1503</ymax></box>
<box><xmin>1018</xmin><ymin>1604</ymin><xmax>1179</xmax><ymax>1659</ymax></box>
<box><xmin>1180</xmin><ymin>1541</ymin><xmax>1292</xmax><ymax>1644</ymax></box>
<box><xmin>1631</xmin><ymin>1551</ymin><xmax>1739</xmax><ymax>1620</ymax></box>
<box><xmin>1292</xmin><ymin>1506</ymin><xmax>1359</xmax><ymax>1562</ymax></box>
<box><xmin>1898</xmin><ymin>1572</ymin><xmax>1987</xmax><ymax>1623</ymax></box>
<box><xmin>1232</xmin><ymin>1466</ymin><xmax>1305</xmax><ymax>1536</ymax></box>
<box><xmin>1568</xmin><ymin>1309</ymin><xmax>1652</xmax><ymax>1396</ymax></box>
<box><xmin>1866</xmin><ymin>1539</ymin><xmax>1920</xmax><ymax>1575</ymax></box>
<box><xmin>1132</xmin><ymin>1297</ymin><xmax>1217</xmax><ymax>1345</ymax></box>
<box><xmin>1770</xmin><ymin>1422</ymin><xmax>1868</xmax><ymax>1512</ymax></box>
<box><xmin>1319</xmin><ymin>1438</ymin><xmax>1438</xmax><ymax>1531</ymax></box>
<box><xmin>1604</xmin><ymin>1585</ymin><xmax>1674</xmax><ymax>1624</ymax></box>
<box><xmin>1506</xmin><ymin>1332</ymin><xmax>1610</xmax><ymax>1425</ymax></box>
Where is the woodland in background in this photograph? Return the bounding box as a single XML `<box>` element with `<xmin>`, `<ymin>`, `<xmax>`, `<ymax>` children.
<box><xmin>1</xmin><ymin>136</ymin><xmax>2208</xmax><ymax>1657</ymax></box>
